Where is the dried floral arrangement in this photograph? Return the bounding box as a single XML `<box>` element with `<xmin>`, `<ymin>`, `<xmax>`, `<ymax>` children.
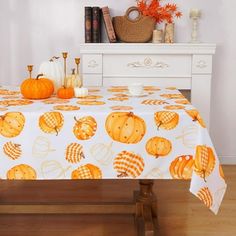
<box><xmin>136</xmin><ymin>0</ymin><xmax>182</xmax><ymax>23</ymax></box>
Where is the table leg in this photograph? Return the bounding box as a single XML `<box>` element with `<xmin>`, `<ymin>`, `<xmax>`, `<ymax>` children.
<box><xmin>134</xmin><ymin>180</ymin><xmax>158</xmax><ymax>236</ymax></box>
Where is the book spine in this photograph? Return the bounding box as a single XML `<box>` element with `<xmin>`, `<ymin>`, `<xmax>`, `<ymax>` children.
<box><xmin>92</xmin><ymin>7</ymin><xmax>101</xmax><ymax>43</ymax></box>
<box><xmin>85</xmin><ymin>7</ymin><xmax>92</xmax><ymax>43</ymax></box>
<box><xmin>102</xmin><ymin>6</ymin><xmax>117</xmax><ymax>43</ymax></box>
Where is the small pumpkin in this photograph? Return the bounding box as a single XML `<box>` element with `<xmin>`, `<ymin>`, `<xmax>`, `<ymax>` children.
<box><xmin>39</xmin><ymin>112</ymin><xmax>64</xmax><ymax>135</ymax></box>
<box><xmin>71</xmin><ymin>164</ymin><xmax>102</xmax><ymax>179</ymax></box>
<box><xmin>113</xmin><ymin>151</ymin><xmax>145</xmax><ymax>178</ymax></box>
<box><xmin>154</xmin><ymin>111</ymin><xmax>179</xmax><ymax>130</ymax></box>
<box><xmin>197</xmin><ymin>187</ymin><xmax>213</xmax><ymax>208</ymax></box>
<box><xmin>185</xmin><ymin>109</ymin><xmax>206</xmax><ymax>128</ymax></box>
<box><xmin>57</xmin><ymin>86</ymin><xmax>74</xmax><ymax>99</ymax></box>
<box><xmin>65</xmin><ymin>143</ymin><xmax>85</xmax><ymax>164</ymax></box>
<box><xmin>105</xmin><ymin>112</ymin><xmax>146</xmax><ymax>144</ymax></box>
<box><xmin>21</xmin><ymin>73</ymin><xmax>54</xmax><ymax>99</ymax></box>
<box><xmin>73</xmin><ymin>116</ymin><xmax>97</xmax><ymax>140</ymax></box>
<box><xmin>169</xmin><ymin>155</ymin><xmax>194</xmax><ymax>179</ymax></box>
<box><xmin>7</xmin><ymin>164</ymin><xmax>37</xmax><ymax>180</ymax></box>
<box><xmin>146</xmin><ymin>136</ymin><xmax>172</xmax><ymax>158</ymax></box>
<box><xmin>38</xmin><ymin>56</ymin><xmax>64</xmax><ymax>91</ymax></box>
<box><xmin>3</xmin><ymin>142</ymin><xmax>22</xmax><ymax>160</ymax></box>
<box><xmin>194</xmin><ymin>145</ymin><xmax>216</xmax><ymax>181</ymax></box>
<box><xmin>0</xmin><ymin>112</ymin><xmax>25</xmax><ymax>138</ymax></box>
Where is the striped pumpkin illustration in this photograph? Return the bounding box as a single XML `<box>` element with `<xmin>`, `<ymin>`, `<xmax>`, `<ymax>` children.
<box><xmin>113</xmin><ymin>151</ymin><xmax>144</xmax><ymax>178</ymax></box>
<box><xmin>175</xmin><ymin>99</ymin><xmax>190</xmax><ymax>105</ymax></box>
<box><xmin>53</xmin><ymin>105</ymin><xmax>80</xmax><ymax>111</ymax></box>
<box><xmin>108</xmin><ymin>97</ymin><xmax>129</xmax><ymax>101</ymax></box>
<box><xmin>39</xmin><ymin>112</ymin><xmax>64</xmax><ymax>135</ymax></box>
<box><xmin>66</xmin><ymin>143</ymin><xmax>85</xmax><ymax>164</ymax></box>
<box><xmin>105</xmin><ymin>112</ymin><xmax>146</xmax><ymax>144</ymax></box>
<box><xmin>146</xmin><ymin>136</ymin><xmax>172</xmax><ymax>158</ymax></box>
<box><xmin>73</xmin><ymin>116</ymin><xmax>97</xmax><ymax>140</ymax></box>
<box><xmin>3</xmin><ymin>142</ymin><xmax>22</xmax><ymax>160</ymax></box>
<box><xmin>154</xmin><ymin>111</ymin><xmax>179</xmax><ymax>130</ymax></box>
<box><xmin>0</xmin><ymin>112</ymin><xmax>25</xmax><ymax>138</ymax></box>
<box><xmin>141</xmin><ymin>99</ymin><xmax>168</xmax><ymax>105</ymax></box>
<box><xmin>7</xmin><ymin>164</ymin><xmax>37</xmax><ymax>180</ymax></box>
<box><xmin>185</xmin><ymin>109</ymin><xmax>206</xmax><ymax>128</ymax></box>
<box><xmin>164</xmin><ymin>105</ymin><xmax>185</xmax><ymax>110</ymax></box>
<box><xmin>0</xmin><ymin>99</ymin><xmax>33</xmax><ymax>106</ymax></box>
<box><xmin>194</xmin><ymin>145</ymin><xmax>216</xmax><ymax>181</ymax></box>
<box><xmin>197</xmin><ymin>187</ymin><xmax>213</xmax><ymax>208</ymax></box>
<box><xmin>160</xmin><ymin>94</ymin><xmax>185</xmax><ymax>99</ymax></box>
<box><xmin>169</xmin><ymin>155</ymin><xmax>194</xmax><ymax>179</ymax></box>
<box><xmin>143</xmin><ymin>86</ymin><xmax>160</xmax><ymax>91</ymax></box>
<box><xmin>71</xmin><ymin>164</ymin><xmax>102</xmax><ymax>179</ymax></box>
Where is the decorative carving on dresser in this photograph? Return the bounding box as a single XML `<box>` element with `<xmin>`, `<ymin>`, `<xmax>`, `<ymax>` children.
<box><xmin>196</xmin><ymin>60</ymin><xmax>207</xmax><ymax>69</ymax></box>
<box><xmin>127</xmin><ymin>57</ymin><xmax>169</xmax><ymax>69</ymax></box>
<box><xmin>88</xmin><ymin>60</ymin><xmax>99</xmax><ymax>68</ymax></box>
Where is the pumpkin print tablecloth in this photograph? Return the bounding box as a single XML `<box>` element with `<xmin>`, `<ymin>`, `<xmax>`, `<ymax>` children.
<box><xmin>0</xmin><ymin>86</ymin><xmax>226</xmax><ymax>214</ymax></box>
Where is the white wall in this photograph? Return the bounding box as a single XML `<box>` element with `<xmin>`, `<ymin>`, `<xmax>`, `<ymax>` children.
<box><xmin>0</xmin><ymin>0</ymin><xmax>235</xmax><ymax>164</ymax></box>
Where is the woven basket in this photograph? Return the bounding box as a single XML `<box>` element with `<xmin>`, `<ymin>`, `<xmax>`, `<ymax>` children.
<box><xmin>113</xmin><ymin>7</ymin><xmax>156</xmax><ymax>43</ymax></box>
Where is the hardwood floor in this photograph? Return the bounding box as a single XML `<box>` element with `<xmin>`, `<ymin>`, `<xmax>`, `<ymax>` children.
<box><xmin>0</xmin><ymin>165</ymin><xmax>235</xmax><ymax>236</ymax></box>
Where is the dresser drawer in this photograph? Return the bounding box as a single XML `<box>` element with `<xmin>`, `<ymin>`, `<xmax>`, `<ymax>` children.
<box><xmin>103</xmin><ymin>77</ymin><xmax>191</xmax><ymax>89</ymax></box>
<box><xmin>192</xmin><ymin>55</ymin><xmax>212</xmax><ymax>74</ymax></box>
<box><xmin>103</xmin><ymin>55</ymin><xmax>191</xmax><ymax>77</ymax></box>
<box><xmin>82</xmin><ymin>74</ymin><xmax>102</xmax><ymax>86</ymax></box>
<box><xmin>82</xmin><ymin>54</ymin><xmax>102</xmax><ymax>74</ymax></box>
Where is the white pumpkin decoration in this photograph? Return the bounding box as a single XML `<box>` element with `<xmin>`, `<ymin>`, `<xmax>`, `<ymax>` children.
<box><xmin>90</xmin><ymin>142</ymin><xmax>113</xmax><ymax>165</ymax></box>
<box><xmin>175</xmin><ymin>124</ymin><xmax>198</xmax><ymax>149</ymax></box>
<box><xmin>38</xmin><ymin>56</ymin><xmax>64</xmax><ymax>91</ymax></box>
<box><xmin>41</xmin><ymin>160</ymin><xmax>71</xmax><ymax>179</ymax></box>
<box><xmin>32</xmin><ymin>136</ymin><xmax>55</xmax><ymax>158</ymax></box>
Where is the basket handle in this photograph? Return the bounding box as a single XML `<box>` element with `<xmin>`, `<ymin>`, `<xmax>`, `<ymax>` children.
<box><xmin>125</xmin><ymin>6</ymin><xmax>142</xmax><ymax>22</ymax></box>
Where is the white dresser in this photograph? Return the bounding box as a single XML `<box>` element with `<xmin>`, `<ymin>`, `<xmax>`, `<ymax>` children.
<box><xmin>80</xmin><ymin>43</ymin><xmax>216</xmax><ymax>127</ymax></box>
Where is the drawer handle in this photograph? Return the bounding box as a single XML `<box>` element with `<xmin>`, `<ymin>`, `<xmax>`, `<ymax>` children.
<box><xmin>88</xmin><ymin>60</ymin><xmax>99</xmax><ymax>68</ymax></box>
<box><xmin>127</xmin><ymin>57</ymin><xmax>169</xmax><ymax>69</ymax></box>
<box><xmin>196</xmin><ymin>60</ymin><xmax>207</xmax><ymax>69</ymax></box>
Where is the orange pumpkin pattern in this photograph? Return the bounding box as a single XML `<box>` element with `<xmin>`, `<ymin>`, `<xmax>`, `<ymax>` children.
<box><xmin>141</xmin><ymin>99</ymin><xmax>168</xmax><ymax>105</ymax></box>
<box><xmin>7</xmin><ymin>164</ymin><xmax>37</xmax><ymax>180</ymax></box>
<box><xmin>0</xmin><ymin>89</ymin><xmax>20</xmax><ymax>96</ymax></box>
<box><xmin>77</xmin><ymin>95</ymin><xmax>103</xmax><ymax>100</ymax></box>
<box><xmin>53</xmin><ymin>105</ymin><xmax>80</xmax><ymax>111</ymax></box>
<box><xmin>39</xmin><ymin>112</ymin><xmax>64</xmax><ymax>135</ymax></box>
<box><xmin>194</xmin><ymin>145</ymin><xmax>216</xmax><ymax>181</ymax></box>
<box><xmin>42</xmin><ymin>99</ymin><xmax>70</xmax><ymax>104</ymax></box>
<box><xmin>110</xmin><ymin>106</ymin><xmax>133</xmax><ymax>111</ymax></box>
<box><xmin>154</xmin><ymin>111</ymin><xmax>179</xmax><ymax>130</ymax></box>
<box><xmin>186</xmin><ymin>109</ymin><xmax>206</xmax><ymax>128</ymax></box>
<box><xmin>169</xmin><ymin>155</ymin><xmax>194</xmax><ymax>179</ymax></box>
<box><xmin>108</xmin><ymin>97</ymin><xmax>129</xmax><ymax>101</ymax></box>
<box><xmin>160</xmin><ymin>94</ymin><xmax>185</xmax><ymax>99</ymax></box>
<box><xmin>66</xmin><ymin>143</ymin><xmax>85</xmax><ymax>163</ymax></box>
<box><xmin>113</xmin><ymin>151</ymin><xmax>144</xmax><ymax>178</ymax></box>
<box><xmin>164</xmin><ymin>105</ymin><xmax>185</xmax><ymax>110</ymax></box>
<box><xmin>143</xmin><ymin>86</ymin><xmax>160</xmax><ymax>91</ymax></box>
<box><xmin>146</xmin><ymin>136</ymin><xmax>172</xmax><ymax>158</ymax></box>
<box><xmin>73</xmin><ymin>116</ymin><xmax>97</xmax><ymax>140</ymax></box>
<box><xmin>197</xmin><ymin>187</ymin><xmax>213</xmax><ymax>208</ymax></box>
<box><xmin>105</xmin><ymin>112</ymin><xmax>146</xmax><ymax>144</ymax></box>
<box><xmin>175</xmin><ymin>99</ymin><xmax>190</xmax><ymax>105</ymax></box>
<box><xmin>0</xmin><ymin>99</ymin><xmax>33</xmax><ymax>106</ymax></box>
<box><xmin>77</xmin><ymin>100</ymin><xmax>105</xmax><ymax>105</ymax></box>
<box><xmin>3</xmin><ymin>142</ymin><xmax>22</xmax><ymax>160</ymax></box>
<box><xmin>71</xmin><ymin>164</ymin><xmax>102</xmax><ymax>179</ymax></box>
<box><xmin>219</xmin><ymin>165</ymin><xmax>225</xmax><ymax>179</ymax></box>
<box><xmin>0</xmin><ymin>112</ymin><xmax>25</xmax><ymax>138</ymax></box>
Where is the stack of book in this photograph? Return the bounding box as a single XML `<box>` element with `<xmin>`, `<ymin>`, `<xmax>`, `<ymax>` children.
<box><xmin>85</xmin><ymin>6</ymin><xmax>117</xmax><ymax>43</ymax></box>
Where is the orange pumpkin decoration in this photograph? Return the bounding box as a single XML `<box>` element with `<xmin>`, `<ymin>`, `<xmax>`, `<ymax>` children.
<box><xmin>57</xmin><ymin>86</ymin><xmax>74</xmax><ymax>99</ymax></box>
<box><xmin>105</xmin><ymin>112</ymin><xmax>146</xmax><ymax>144</ymax></box>
<box><xmin>7</xmin><ymin>164</ymin><xmax>37</xmax><ymax>180</ymax></box>
<box><xmin>0</xmin><ymin>112</ymin><xmax>25</xmax><ymax>138</ymax></box>
<box><xmin>113</xmin><ymin>151</ymin><xmax>144</xmax><ymax>178</ymax></box>
<box><xmin>197</xmin><ymin>187</ymin><xmax>213</xmax><ymax>208</ymax></box>
<box><xmin>169</xmin><ymin>155</ymin><xmax>194</xmax><ymax>179</ymax></box>
<box><xmin>154</xmin><ymin>111</ymin><xmax>179</xmax><ymax>130</ymax></box>
<box><xmin>71</xmin><ymin>164</ymin><xmax>102</xmax><ymax>179</ymax></box>
<box><xmin>164</xmin><ymin>105</ymin><xmax>185</xmax><ymax>110</ymax></box>
<box><xmin>186</xmin><ymin>109</ymin><xmax>206</xmax><ymax>128</ymax></box>
<box><xmin>194</xmin><ymin>145</ymin><xmax>216</xmax><ymax>181</ymax></box>
<box><xmin>141</xmin><ymin>99</ymin><xmax>168</xmax><ymax>105</ymax></box>
<box><xmin>146</xmin><ymin>136</ymin><xmax>172</xmax><ymax>158</ymax></box>
<box><xmin>66</xmin><ymin>143</ymin><xmax>85</xmax><ymax>163</ymax></box>
<box><xmin>3</xmin><ymin>142</ymin><xmax>22</xmax><ymax>160</ymax></box>
<box><xmin>39</xmin><ymin>112</ymin><xmax>64</xmax><ymax>135</ymax></box>
<box><xmin>73</xmin><ymin>116</ymin><xmax>97</xmax><ymax>140</ymax></box>
<box><xmin>21</xmin><ymin>74</ymin><xmax>54</xmax><ymax>99</ymax></box>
